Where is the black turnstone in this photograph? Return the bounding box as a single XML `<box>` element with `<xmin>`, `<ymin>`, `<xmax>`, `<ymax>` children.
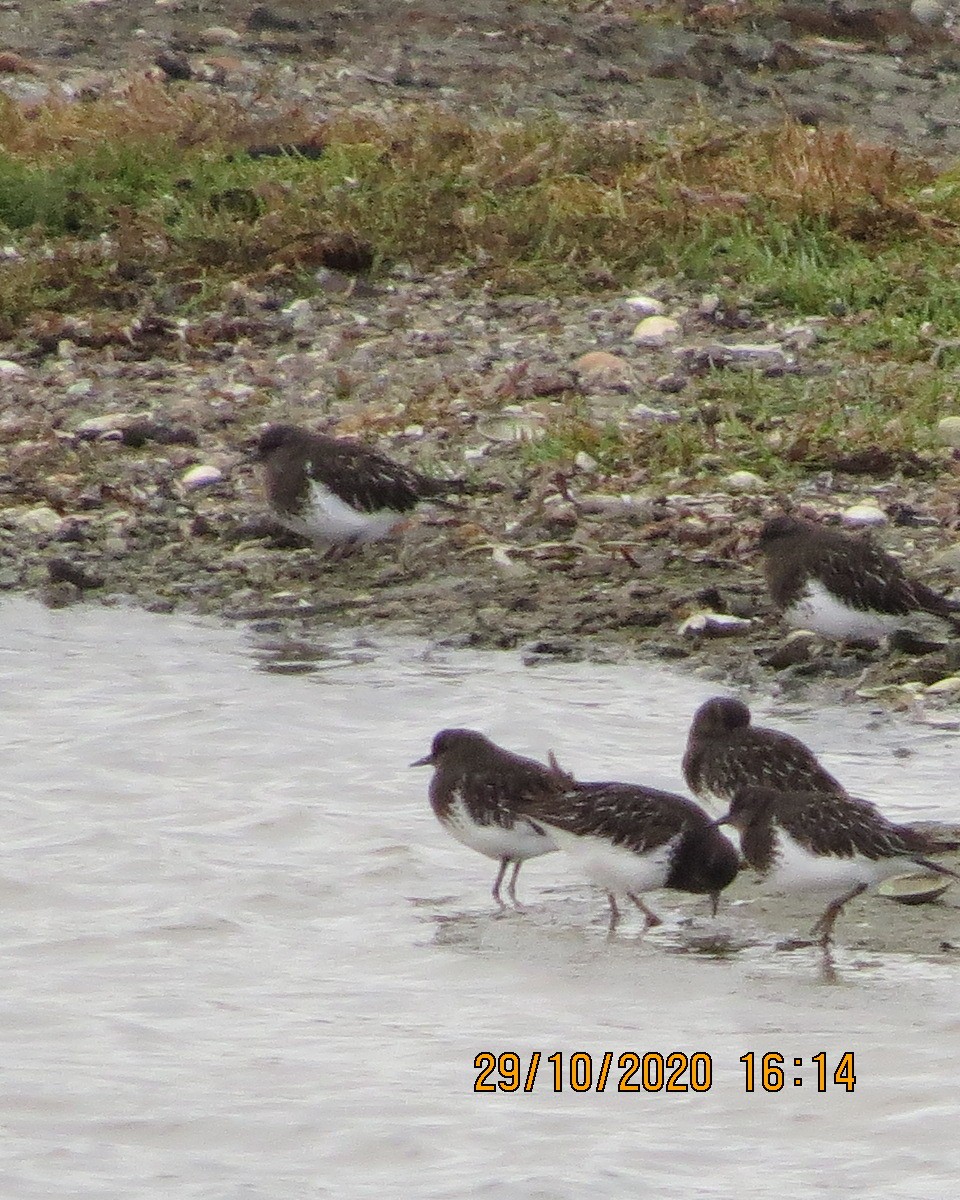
<box><xmin>717</xmin><ymin>785</ymin><xmax>959</xmax><ymax>946</ymax></box>
<box><xmin>256</xmin><ymin>423</ymin><xmax>471</xmax><ymax>558</ymax></box>
<box><xmin>683</xmin><ymin>697</ymin><xmax>847</xmax><ymax>813</ymax></box>
<box><xmin>758</xmin><ymin>514</ymin><xmax>960</xmax><ymax>642</ymax></box>
<box><xmin>411</xmin><ymin>729</ymin><xmax>560</xmax><ymax>908</ymax></box>
<box><xmin>525</xmin><ymin>778</ymin><xmax>739</xmax><ymax>932</ymax></box>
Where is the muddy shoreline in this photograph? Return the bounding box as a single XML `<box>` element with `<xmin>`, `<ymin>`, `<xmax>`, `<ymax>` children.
<box><xmin>4</xmin><ymin>1</ymin><xmax>960</xmax><ymax>706</ymax></box>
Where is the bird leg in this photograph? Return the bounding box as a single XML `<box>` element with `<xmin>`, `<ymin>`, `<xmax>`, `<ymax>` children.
<box><xmin>628</xmin><ymin>892</ymin><xmax>663</xmax><ymax>931</ymax></box>
<box><xmin>491</xmin><ymin>858</ymin><xmax>510</xmax><ymax>910</ymax></box>
<box><xmin>708</xmin><ymin>890</ymin><xmax>721</xmax><ymax>918</ymax></box>
<box><xmin>505</xmin><ymin>860</ymin><xmax>525</xmax><ymax>911</ymax></box>
<box><xmin>607</xmin><ymin>894</ymin><xmax>621</xmax><ymax>934</ymax></box>
<box><xmin>811</xmin><ymin>882</ymin><xmax>868</xmax><ymax>947</ymax></box>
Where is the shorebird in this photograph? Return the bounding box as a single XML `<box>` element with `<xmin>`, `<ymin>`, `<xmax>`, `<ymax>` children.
<box><xmin>256</xmin><ymin>423</ymin><xmax>471</xmax><ymax>559</ymax></box>
<box><xmin>411</xmin><ymin>729</ymin><xmax>560</xmax><ymax>909</ymax></box>
<box><xmin>717</xmin><ymin>785</ymin><xmax>958</xmax><ymax>947</ymax></box>
<box><xmin>758</xmin><ymin>514</ymin><xmax>960</xmax><ymax>642</ymax></box>
<box><xmin>525</xmin><ymin>777</ymin><xmax>739</xmax><ymax>932</ymax></box>
<box><xmin>682</xmin><ymin>696</ymin><xmax>847</xmax><ymax>813</ymax></box>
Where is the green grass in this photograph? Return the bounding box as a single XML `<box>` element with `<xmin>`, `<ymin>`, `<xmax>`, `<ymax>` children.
<box><xmin>2</xmin><ymin>85</ymin><xmax>960</xmax><ymax>378</ymax></box>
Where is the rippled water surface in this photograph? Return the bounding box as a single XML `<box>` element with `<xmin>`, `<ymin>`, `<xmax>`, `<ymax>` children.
<box><xmin>2</xmin><ymin>597</ymin><xmax>959</xmax><ymax>1199</ymax></box>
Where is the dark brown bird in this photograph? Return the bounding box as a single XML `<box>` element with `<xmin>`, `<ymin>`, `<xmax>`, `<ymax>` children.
<box><xmin>718</xmin><ymin>785</ymin><xmax>958</xmax><ymax>947</ymax></box>
<box><xmin>683</xmin><ymin>697</ymin><xmax>847</xmax><ymax>812</ymax></box>
<box><xmin>411</xmin><ymin>729</ymin><xmax>561</xmax><ymax>909</ymax></box>
<box><xmin>255</xmin><ymin>423</ymin><xmax>471</xmax><ymax>559</ymax></box>
<box><xmin>758</xmin><ymin>514</ymin><xmax>960</xmax><ymax>641</ymax></box>
<box><xmin>525</xmin><ymin>778</ymin><xmax>739</xmax><ymax>932</ymax></box>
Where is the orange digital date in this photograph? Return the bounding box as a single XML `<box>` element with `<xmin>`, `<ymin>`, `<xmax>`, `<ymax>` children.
<box><xmin>473</xmin><ymin>1051</ymin><xmax>713</xmax><ymax>1093</ymax></box>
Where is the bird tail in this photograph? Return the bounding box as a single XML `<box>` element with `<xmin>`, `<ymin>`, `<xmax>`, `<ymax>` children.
<box><xmin>547</xmin><ymin>751</ymin><xmax>577</xmax><ymax>789</ymax></box>
<box><xmin>911</xmin><ymin>856</ymin><xmax>960</xmax><ymax>881</ymax></box>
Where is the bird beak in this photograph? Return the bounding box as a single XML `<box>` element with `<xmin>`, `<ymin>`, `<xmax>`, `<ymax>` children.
<box><xmin>410</xmin><ymin>754</ymin><xmax>433</xmax><ymax>767</ymax></box>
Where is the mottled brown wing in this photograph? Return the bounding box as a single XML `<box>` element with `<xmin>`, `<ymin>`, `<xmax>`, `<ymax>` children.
<box><xmin>816</xmin><ymin>536</ymin><xmax>957</xmax><ymax>619</ymax></box>
<box><xmin>309</xmin><ymin>440</ymin><xmax>465</xmax><ymax>514</ymax></box>
<box><xmin>453</xmin><ymin>764</ymin><xmax>565</xmax><ymax>830</ymax></box>
<box><xmin>775</xmin><ymin>792</ymin><xmax>931</xmax><ymax>860</ymax></box>
<box><xmin>685</xmin><ymin>729</ymin><xmax>845</xmax><ymax>799</ymax></box>
<box><xmin>528</xmin><ymin>782</ymin><xmax>709</xmax><ymax>854</ymax></box>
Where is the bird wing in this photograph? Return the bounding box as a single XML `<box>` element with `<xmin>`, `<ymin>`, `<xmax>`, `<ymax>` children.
<box><xmin>686</xmin><ymin>730</ymin><xmax>845</xmax><ymax>799</ymax></box>
<box><xmin>458</xmin><ymin>765</ymin><xmax>566</xmax><ymax>830</ymax></box>
<box><xmin>818</xmin><ymin>536</ymin><xmax>954</xmax><ymax>618</ymax></box>
<box><xmin>527</xmin><ymin>782</ymin><xmax>708</xmax><ymax>854</ymax></box>
<box><xmin>310</xmin><ymin>442</ymin><xmax>467</xmax><ymax>514</ymax></box>
<box><xmin>775</xmin><ymin>792</ymin><xmax>930</xmax><ymax>860</ymax></box>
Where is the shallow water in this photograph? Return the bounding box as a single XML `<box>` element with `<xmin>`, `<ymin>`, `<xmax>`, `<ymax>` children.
<box><xmin>1</xmin><ymin>596</ymin><xmax>959</xmax><ymax>1200</ymax></box>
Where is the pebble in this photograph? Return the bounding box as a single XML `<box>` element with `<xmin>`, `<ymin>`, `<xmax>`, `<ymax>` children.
<box><xmin>0</xmin><ymin>359</ymin><xmax>27</xmax><ymax>378</ymax></box>
<box><xmin>181</xmin><ymin>465</ymin><xmax>224</xmax><ymax>490</ymax></box>
<box><xmin>627</xmin><ymin>403</ymin><xmax>681</xmax><ymax>425</ymax></box>
<box><xmin>573</xmin><ymin>350</ymin><xmax>633</xmax><ymax>389</ymax></box>
<box><xmin>936</xmin><ymin>416</ymin><xmax>960</xmax><ymax>448</ymax></box>
<box><xmin>911</xmin><ymin>0</ymin><xmax>945</xmax><ymax>26</ymax></box>
<box><xmin>74</xmin><ymin>412</ymin><xmax>139</xmax><ymax>438</ymax></box>
<box><xmin>723</xmin><ymin>470</ymin><xmax>766</xmax><ymax>493</ymax></box>
<box><xmin>282</xmin><ymin>298</ymin><xmax>315</xmax><ymax>332</ymax></box>
<box><xmin>678</xmin><ymin>612</ymin><xmax>753</xmax><ymax>638</ymax></box>
<box><xmin>698</xmin><ymin>294</ymin><xmax>721</xmax><ymax>318</ymax></box>
<box><xmin>926</xmin><ymin>675</ymin><xmax>960</xmax><ymax>696</ymax></box>
<box><xmin>623</xmin><ymin>295</ymin><xmax>664</xmax><ymax>316</ymax></box>
<box><xmin>575</xmin><ymin>493</ymin><xmax>654</xmax><ymax>519</ymax></box>
<box><xmin>652</xmin><ymin>373</ymin><xmax>687</xmax><ymax>394</ymax></box>
<box><xmin>574</xmin><ymin>451</ymin><xmax>598</xmax><ymax>472</ymax></box>
<box><xmin>763</xmin><ymin>629</ymin><xmax>820</xmax><ymax>669</ymax></box>
<box><xmin>632</xmin><ymin>316</ymin><xmax>680</xmax><ymax>347</ymax></box>
<box><xmin>6</xmin><ymin>505</ymin><xmax>63</xmax><ymax>536</ymax></box>
<box><xmin>198</xmin><ymin>26</ymin><xmax>243</xmax><ymax>45</ymax></box>
<box><xmin>932</xmin><ymin>545</ymin><xmax>960</xmax><ymax>572</ymax></box>
<box><xmin>780</xmin><ymin>324</ymin><xmax>820</xmax><ymax>351</ymax></box>
<box><xmin>841</xmin><ymin>504</ymin><xmax>888</xmax><ymax>528</ymax></box>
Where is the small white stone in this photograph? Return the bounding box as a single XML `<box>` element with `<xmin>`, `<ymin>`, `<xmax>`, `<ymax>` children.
<box><xmin>632</xmin><ymin>316</ymin><xmax>680</xmax><ymax>347</ymax></box>
<box><xmin>698</xmin><ymin>294</ymin><xmax>721</xmax><ymax>317</ymax></box>
<box><xmin>624</xmin><ymin>295</ymin><xmax>664</xmax><ymax>316</ymax></box>
<box><xmin>198</xmin><ymin>25</ymin><xmax>242</xmax><ymax>44</ymax></box>
<box><xmin>723</xmin><ymin>470</ymin><xmax>766</xmax><ymax>493</ymax></box>
<box><xmin>926</xmin><ymin>675</ymin><xmax>960</xmax><ymax>696</ymax></box>
<box><xmin>490</xmin><ymin>545</ymin><xmax>532</xmax><ymax>578</ymax></box>
<box><xmin>181</xmin><ymin>464</ymin><xmax>224</xmax><ymax>490</ymax></box>
<box><xmin>719</xmin><ymin>342</ymin><xmax>788</xmax><ymax>363</ymax></box>
<box><xmin>281</xmin><ymin>298</ymin><xmax>314</xmax><ymax>331</ymax></box>
<box><xmin>74</xmin><ymin>412</ymin><xmax>140</xmax><ymax>437</ymax></box>
<box><xmin>627</xmin><ymin>403</ymin><xmax>680</xmax><ymax>425</ymax></box>
<box><xmin>911</xmin><ymin>0</ymin><xmax>945</xmax><ymax>27</ymax></box>
<box><xmin>0</xmin><ymin>359</ymin><xmax>27</xmax><ymax>377</ymax></box>
<box><xmin>841</xmin><ymin>504</ymin><xmax>887</xmax><ymax>528</ymax></box>
<box><xmin>678</xmin><ymin>612</ymin><xmax>753</xmax><ymax>638</ymax></box>
<box><xmin>574</xmin><ymin>450</ymin><xmax>598</xmax><ymax>472</ymax></box>
<box><xmin>936</xmin><ymin>416</ymin><xmax>960</xmax><ymax>448</ymax></box>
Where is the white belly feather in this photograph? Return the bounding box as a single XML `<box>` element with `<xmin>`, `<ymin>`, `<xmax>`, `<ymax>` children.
<box><xmin>282</xmin><ymin>479</ymin><xmax>404</xmax><ymax>546</ymax></box>
<box><xmin>784</xmin><ymin>579</ymin><xmax>899</xmax><ymax>641</ymax></box>
<box><xmin>442</xmin><ymin>796</ymin><xmax>556</xmax><ymax>862</ymax></box>
<box><xmin>769</xmin><ymin>829</ymin><xmax>909</xmax><ymax>897</ymax></box>
<box><xmin>544</xmin><ymin>826</ymin><xmax>678</xmax><ymax>896</ymax></box>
